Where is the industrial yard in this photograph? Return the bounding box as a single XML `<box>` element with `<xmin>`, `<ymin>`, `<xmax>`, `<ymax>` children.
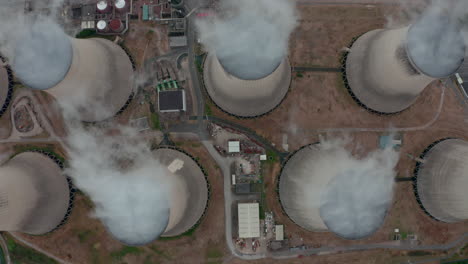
<box><xmin>0</xmin><ymin>0</ymin><xmax>466</xmax><ymax>264</ymax></box>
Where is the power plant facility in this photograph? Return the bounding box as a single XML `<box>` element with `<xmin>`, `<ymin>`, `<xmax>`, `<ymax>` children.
<box><xmin>278</xmin><ymin>144</ymin><xmax>393</xmax><ymax>239</ymax></box>
<box><xmin>203</xmin><ymin>54</ymin><xmax>291</xmax><ymax>117</ymax></box>
<box><xmin>345</xmin><ymin>9</ymin><xmax>465</xmax><ymax>114</ymax></box>
<box><xmin>12</xmin><ymin>21</ymin><xmax>134</xmax><ymax>122</ymax></box>
<box><xmin>0</xmin><ymin>56</ymin><xmax>13</xmax><ymax>117</ymax></box>
<box><xmin>0</xmin><ymin>152</ymin><xmax>71</xmax><ymax>235</ymax></box>
<box><xmin>414</xmin><ymin>139</ymin><xmax>468</xmax><ymax>223</ymax></box>
<box><xmin>153</xmin><ymin>148</ymin><xmax>208</xmax><ymax>238</ymax></box>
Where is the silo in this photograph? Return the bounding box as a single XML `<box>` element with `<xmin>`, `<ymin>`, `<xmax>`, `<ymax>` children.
<box><xmin>0</xmin><ymin>152</ymin><xmax>70</xmax><ymax>234</ymax></box>
<box><xmin>12</xmin><ymin>22</ymin><xmax>134</xmax><ymax>122</ymax></box>
<box><xmin>152</xmin><ymin>148</ymin><xmax>208</xmax><ymax>237</ymax></box>
<box><xmin>279</xmin><ymin>144</ymin><xmax>393</xmax><ymax>239</ymax></box>
<box><xmin>414</xmin><ymin>139</ymin><xmax>468</xmax><ymax>223</ymax></box>
<box><xmin>0</xmin><ymin>56</ymin><xmax>13</xmax><ymax>116</ymax></box>
<box><xmin>345</xmin><ymin>9</ymin><xmax>465</xmax><ymax>114</ymax></box>
<box><xmin>203</xmin><ymin>53</ymin><xmax>291</xmax><ymax>117</ymax></box>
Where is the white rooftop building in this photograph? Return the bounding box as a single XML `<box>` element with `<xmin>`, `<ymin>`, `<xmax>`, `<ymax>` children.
<box><xmin>238</xmin><ymin>203</ymin><xmax>260</xmax><ymax>238</ymax></box>
<box><xmin>228</xmin><ymin>141</ymin><xmax>240</xmax><ymax>153</ymax></box>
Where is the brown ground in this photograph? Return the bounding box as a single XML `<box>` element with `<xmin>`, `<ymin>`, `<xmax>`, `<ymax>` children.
<box><xmin>14</xmin><ymin>137</ymin><xmax>228</xmax><ymax>264</ymax></box>
<box><xmin>5</xmin><ymin>3</ymin><xmax>468</xmax><ymax>264</ymax></box>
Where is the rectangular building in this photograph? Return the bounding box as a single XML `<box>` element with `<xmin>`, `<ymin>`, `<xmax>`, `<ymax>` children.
<box><xmin>238</xmin><ymin>203</ymin><xmax>260</xmax><ymax>238</ymax></box>
<box><xmin>158</xmin><ymin>90</ymin><xmax>186</xmax><ymax>112</ymax></box>
<box><xmin>275</xmin><ymin>225</ymin><xmax>284</xmax><ymax>241</ymax></box>
<box><xmin>228</xmin><ymin>141</ymin><xmax>240</xmax><ymax>153</ymax></box>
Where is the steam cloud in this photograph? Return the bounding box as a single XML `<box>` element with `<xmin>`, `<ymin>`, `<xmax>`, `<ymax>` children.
<box><xmin>65</xmin><ymin>121</ymin><xmax>171</xmax><ymax>245</ymax></box>
<box><xmin>300</xmin><ymin>138</ymin><xmax>398</xmax><ymax>239</ymax></box>
<box><xmin>0</xmin><ymin>1</ymin><xmax>73</xmax><ymax>90</ymax></box>
<box><xmin>406</xmin><ymin>0</ymin><xmax>466</xmax><ymax>77</ymax></box>
<box><xmin>196</xmin><ymin>0</ymin><xmax>297</xmax><ymax>80</ymax></box>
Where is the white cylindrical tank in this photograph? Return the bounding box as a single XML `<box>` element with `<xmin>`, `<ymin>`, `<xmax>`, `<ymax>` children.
<box><xmin>12</xmin><ymin>22</ymin><xmax>134</xmax><ymax>122</ymax></box>
<box><xmin>96</xmin><ymin>20</ymin><xmax>108</xmax><ymax>32</ymax></box>
<box><xmin>114</xmin><ymin>0</ymin><xmax>127</xmax><ymax>12</ymax></box>
<box><xmin>0</xmin><ymin>152</ymin><xmax>70</xmax><ymax>235</ymax></box>
<box><xmin>203</xmin><ymin>53</ymin><xmax>291</xmax><ymax>117</ymax></box>
<box><xmin>346</xmin><ymin>10</ymin><xmax>465</xmax><ymax>114</ymax></box>
<box><xmin>96</xmin><ymin>0</ymin><xmax>110</xmax><ymax>13</ymax></box>
<box><xmin>415</xmin><ymin>139</ymin><xmax>468</xmax><ymax>223</ymax></box>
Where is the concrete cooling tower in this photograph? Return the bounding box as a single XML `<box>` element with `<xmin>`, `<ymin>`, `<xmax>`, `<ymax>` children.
<box><xmin>279</xmin><ymin>144</ymin><xmax>391</xmax><ymax>239</ymax></box>
<box><xmin>414</xmin><ymin>139</ymin><xmax>468</xmax><ymax>223</ymax></box>
<box><xmin>0</xmin><ymin>56</ymin><xmax>13</xmax><ymax>117</ymax></box>
<box><xmin>345</xmin><ymin>10</ymin><xmax>465</xmax><ymax>114</ymax></box>
<box><xmin>0</xmin><ymin>152</ymin><xmax>71</xmax><ymax>235</ymax></box>
<box><xmin>12</xmin><ymin>22</ymin><xmax>134</xmax><ymax>122</ymax></box>
<box><xmin>153</xmin><ymin>148</ymin><xmax>208</xmax><ymax>237</ymax></box>
<box><xmin>203</xmin><ymin>53</ymin><xmax>291</xmax><ymax>117</ymax></box>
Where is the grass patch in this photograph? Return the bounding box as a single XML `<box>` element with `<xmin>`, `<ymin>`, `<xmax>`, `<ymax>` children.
<box><xmin>149</xmin><ymin>246</ymin><xmax>172</xmax><ymax>260</ymax></box>
<box><xmin>206</xmin><ymin>246</ymin><xmax>223</xmax><ymax>259</ymax></box>
<box><xmin>6</xmin><ymin>236</ymin><xmax>57</xmax><ymax>264</ymax></box>
<box><xmin>110</xmin><ymin>246</ymin><xmax>143</xmax><ymax>261</ymax></box>
<box><xmin>296</xmin><ymin>72</ymin><xmax>304</xmax><ymax>78</ymax></box>
<box><xmin>150</xmin><ymin>113</ymin><xmax>160</xmax><ymax>130</ymax></box>
<box><xmin>205</xmin><ymin>103</ymin><xmax>213</xmax><ymax>116</ymax></box>
<box><xmin>264</xmin><ymin>149</ymin><xmax>279</xmax><ymax>165</ymax></box>
<box><xmin>77</xmin><ymin>230</ymin><xmax>94</xmax><ymax>243</ymax></box>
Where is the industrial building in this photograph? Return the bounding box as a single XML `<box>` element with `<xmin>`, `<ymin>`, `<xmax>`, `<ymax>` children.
<box><xmin>0</xmin><ymin>152</ymin><xmax>71</xmax><ymax>234</ymax></box>
<box><xmin>0</xmin><ymin>56</ymin><xmax>13</xmax><ymax>117</ymax></box>
<box><xmin>279</xmin><ymin>144</ymin><xmax>389</xmax><ymax>239</ymax></box>
<box><xmin>153</xmin><ymin>148</ymin><xmax>208</xmax><ymax>237</ymax></box>
<box><xmin>158</xmin><ymin>90</ymin><xmax>186</xmax><ymax>112</ymax></box>
<box><xmin>203</xmin><ymin>53</ymin><xmax>291</xmax><ymax>117</ymax></box>
<box><xmin>414</xmin><ymin>139</ymin><xmax>468</xmax><ymax>223</ymax></box>
<box><xmin>238</xmin><ymin>203</ymin><xmax>260</xmax><ymax>238</ymax></box>
<box><xmin>345</xmin><ymin>10</ymin><xmax>465</xmax><ymax>114</ymax></box>
<box><xmin>13</xmin><ymin>22</ymin><xmax>134</xmax><ymax>122</ymax></box>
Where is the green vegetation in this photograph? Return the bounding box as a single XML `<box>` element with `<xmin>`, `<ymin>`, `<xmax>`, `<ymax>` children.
<box><xmin>206</xmin><ymin>247</ymin><xmax>223</xmax><ymax>259</ymax></box>
<box><xmin>296</xmin><ymin>72</ymin><xmax>304</xmax><ymax>78</ymax></box>
<box><xmin>110</xmin><ymin>246</ymin><xmax>143</xmax><ymax>261</ymax></box>
<box><xmin>6</xmin><ymin>236</ymin><xmax>57</xmax><ymax>264</ymax></box>
<box><xmin>442</xmin><ymin>260</ymin><xmax>468</xmax><ymax>264</ymax></box>
<box><xmin>205</xmin><ymin>103</ymin><xmax>213</xmax><ymax>116</ymax></box>
<box><xmin>195</xmin><ymin>55</ymin><xmax>204</xmax><ymax>73</ymax></box>
<box><xmin>149</xmin><ymin>246</ymin><xmax>172</xmax><ymax>260</ymax></box>
<box><xmin>265</xmin><ymin>149</ymin><xmax>279</xmax><ymax>165</ymax></box>
<box><xmin>12</xmin><ymin>145</ymin><xmax>65</xmax><ymax>164</ymax></box>
<box><xmin>77</xmin><ymin>230</ymin><xmax>94</xmax><ymax>243</ymax></box>
<box><xmin>407</xmin><ymin>251</ymin><xmax>432</xmax><ymax>257</ymax></box>
<box><xmin>150</xmin><ymin>113</ymin><xmax>160</xmax><ymax>130</ymax></box>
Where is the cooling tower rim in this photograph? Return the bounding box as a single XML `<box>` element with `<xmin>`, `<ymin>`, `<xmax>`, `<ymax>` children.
<box><xmin>406</xmin><ymin>17</ymin><xmax>466</xmax><ymax>78</ymax></box>
<box><xmin>217</xmin><ymin>55</ymin><xmax>283</xmax><ymax>80</ymax></box>
<box><xmin>413</xmin><ymin>137</ymin><xmax>464</xmax><ymax>223</ymax></box>
<box><xmin>153</xmin><ymin>146</ymin><xmax>210</xmax><ymax>238</ymax></box>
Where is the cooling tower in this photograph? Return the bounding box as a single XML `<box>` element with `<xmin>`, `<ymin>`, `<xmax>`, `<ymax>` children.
<box><xmin>203</xmin><ymin>53</ymin><xmax>291</xmax><ymax>117</ymax></box>
<box><xmin>0</xmin><ymin>152</ymin><xmax>70</xmax><ymax>235</ymax></box>
<box><xmin>153</xmin><ymin>148</ymin><xmax>208</xmax><ymax>237</ymax></box>
<box><xmin>414</xmin><ymin>139</ymin><xmax>468</xmax><ymax>223</ymax></box>
<box><xmin>0</xmin><ymin>57</ymin><xmax>13</xmax><ymax>116</ymax></box>
<box><xmin>13</xmin><ymin>22</ymin><xmax>134</xmax><ymax>122</ymax></box>
<box><xmin>346</xmin><ymin>10</ymin><xmax>465</xmax><ymax>114</ymax></box>
<box><xmin>279</xmin><ymin>144</ymin><xmax>390</xmax><ymax>239</ymax></box>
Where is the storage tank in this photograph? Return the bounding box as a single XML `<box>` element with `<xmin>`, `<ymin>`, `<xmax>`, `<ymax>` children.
<box><xmin>96</xmin><ymin>20</ymin><xmax>109</xmax><ymax>33</ymax></box>
<box><xmin>414</xmin><ymin>139</ymin><xmax>468</xmax><ymax>222</ymax></box>
<box><xmin>345</xmin><ymin>8</ymin><xmax>465</xmax><ymax>114</ymax></box>
<box><xmin>12</xmin><ymin>21</ymin><xmax>134</xmax><ymax>122</ymax></box>
<box><xmin>203</xmin><ymin>53</ymin><xmax>291</xmax><ymax>117</ymax></box>
<box><xmin>0</xmin><ymin>152</ymin><xmax>71</xmax><ymax>234</ymax></box>
<box><xmin>279</xmin><ymin>144</ymin><xmax>395</xmax><ymax>239</ymax></box>
<box><xmin>0</xmin><ymin>56</ymin><xmax>13</xmax><ymax>117</ymax></box>
<box><xmin>114</xmin><ymin>0</ymin><xmax>128</xmax><ymax>12</ymax></box>
<box><xmin>109</xmin><ymin>19</ymin><xmax>124</xmax><ymax>33</ymax></box>
<box><xmin>96</xmin><ymin>0</ymin><xmax>111</xmax><ymax>13</ymax></box>
<box><xmin>153</xmin><ymin>148</ymin><xmax>208</xmax><ymax>237</ymax></box>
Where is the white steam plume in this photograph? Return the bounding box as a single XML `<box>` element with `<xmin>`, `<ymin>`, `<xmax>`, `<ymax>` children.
<box><xmin>65</xmin><ymin>120</ymin><xmax>171</xmax><ymax>245</ymax></box>
<box><xmin>304</xmin><ymin>138</ymin><xmax>398</xmax><ymax>239</ymax></box>
<box><xmin>196</xmin><ymin>0</ymin><xmax>298</xmax><ymax>80</ymax></box>
<box><xmin>406</xmin><ymin>0</ymin><xmax>466</xmax><ymax>77</ymax></box>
